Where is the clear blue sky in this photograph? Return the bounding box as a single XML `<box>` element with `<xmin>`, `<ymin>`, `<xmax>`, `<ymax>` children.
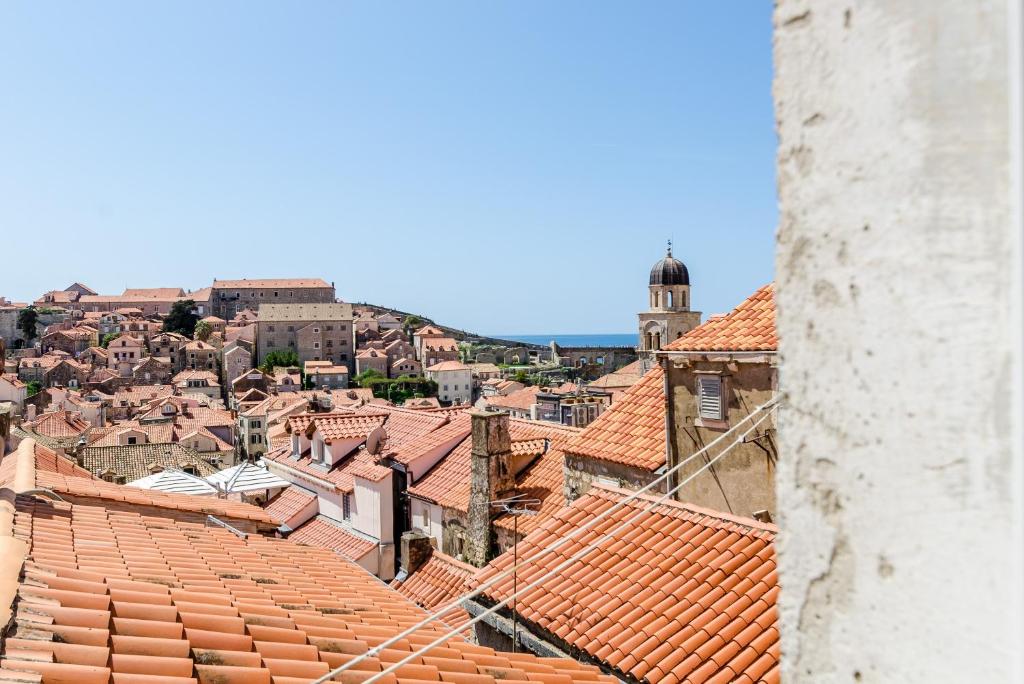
<box><xmin>0</xmin><ymin>2</ymin><xmax>776</xmax><ymax>335</ymax></box>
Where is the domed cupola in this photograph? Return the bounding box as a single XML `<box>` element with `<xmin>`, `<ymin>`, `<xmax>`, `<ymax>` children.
<box><xmin>649</xmin><ymin>242</ymin><xmax>689</xmax><ymax>286</ymax></box>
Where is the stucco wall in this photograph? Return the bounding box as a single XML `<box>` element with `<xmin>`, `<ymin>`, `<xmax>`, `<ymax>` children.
<box><xmin>666</xmin><ymin>356</ymin><xmax>777</xmax><ymax>518</ymax></box>
<box><xmin>774</xmin><ymin>1</ymin><xmax>1022</xmax><ymax>681</ymax></box>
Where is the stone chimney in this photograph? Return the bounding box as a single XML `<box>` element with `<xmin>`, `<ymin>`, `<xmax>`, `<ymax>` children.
<box><xmin>400</xmin><ymin>530</ymin><xmax>434</xmax><ymax>576</ymax></box>
<box><xmin>466</xmin><ymin>410</ymin><xmax>513</xmax><ymax>567</ymax></box>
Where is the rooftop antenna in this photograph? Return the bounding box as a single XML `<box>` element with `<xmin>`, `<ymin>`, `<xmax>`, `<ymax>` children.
<box><xmin>488</xmin><ymin>494</ymin><xmax>540</xmax><ymax>652</ymax></box>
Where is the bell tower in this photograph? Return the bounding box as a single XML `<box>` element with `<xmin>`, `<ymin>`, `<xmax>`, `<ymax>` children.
<box><xmin>638</xmin><ymin>241</ymin><xmax>702</xmax><ymax>370</ymax></box>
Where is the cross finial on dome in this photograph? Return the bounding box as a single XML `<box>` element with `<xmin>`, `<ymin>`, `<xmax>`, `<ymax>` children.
<box><xmin>667</xmin><ymin>239</ymin><xmax>673</xmax><ymax>257</ymax></box>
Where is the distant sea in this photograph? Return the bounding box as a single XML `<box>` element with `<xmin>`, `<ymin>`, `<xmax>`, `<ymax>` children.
<box><xmin>492</xmin><ymin>333</ymin><xmax>638</xmax><ymax>348</ymax></box>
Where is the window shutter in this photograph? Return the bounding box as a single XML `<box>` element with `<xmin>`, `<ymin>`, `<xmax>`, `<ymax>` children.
<box><xmin>698</xmin><ymin>376</ymin><xmax>723</xmax><ymax>420</ymax></box>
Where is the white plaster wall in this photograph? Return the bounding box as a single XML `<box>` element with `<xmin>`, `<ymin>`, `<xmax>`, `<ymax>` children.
<box><xmin>774</xmin><ymin>1</ymin><xmax>1022</xmax><ymax>681</ymax></box>
<box><xmin>409</xmin><ymin>498</ymin><xmax>443</xmax><ymax>548</ymax></box>
<box><xmin>353</xmin><ymin>476</ymin><xmax>393</xmax><ymax>543</ymax></box>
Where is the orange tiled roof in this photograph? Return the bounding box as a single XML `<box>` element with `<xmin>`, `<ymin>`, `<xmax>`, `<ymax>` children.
<box><xmin>408</xmin><ymin>422</ymin><xmax>568</xmax><ymax>514</ymax></box>
<box><xmin>305</xmin><ymin>412</ymin><xmax>388</xmax><ymax>444</ymax></box>
<box><xmin>492</xmin><ymin>448</ymin><xmax>565</xmax><ymax>538</ymax></box>
<box><xmin>264</xmin><ymin>440</ymin><xmax>388</xmax><ymax>494</ymax></box>
<box><xmin>475</xmin><ymin>484</ymin><xmax>779</xmax><ymax>683</ymax></box>
<box><xmin>423</xmin><ymin>337</ymin><xmax>459</xmax><ymax>352</ymax></box>
<box><xmin>664</xmin><ymin>283</ymin><xmax>776</xmax><ymax>352</ymax></box>
<box><xmin>264</xmin><ymin>486</ymin><xmax>317</xmax><ymax>525</ymax></box>
<box><xmin>485</xmin><ymin>385</ymin><xmax>541</xmax><ymax>412</ymax></box>
<box><xmin>288</xmin><ymin>515</ymin><xmax>377</xmax><ymax>561</ymax></box>
<box><xmin>389</xmin><ymin>413</ymin><xmax>472</xmax><ymax>466</ymax></box>
<box><xmin>391</xmin><ymin>551</ymin><xmax>476</xmax><ymax>630</ymax></box>
<box><xmin>355</xmin><ymin>405</ymin><xmax>449</xmax><ymax>450</ymax></box>
<box><xmin>25</xmin><ymin>410</ymin><xmax>91</xmax><ymax>439</ymax></box>
<box><xmin>426</xmin><ymin>360</ymin><xmax>468</xmax><ymax>372</ymax></box>
<box><xmin>35</xmin><ymin>468</ymin><xmax>278</xmax><ymax>527</ymax></box>
<box><xmin>564</xmin><ymin>365</ymin><xmax>666</xmax><ymax>471</ymax></box>
<box><xmin>0</xmin><ymin>487</ymin><xmax>614</xmax><ymax>684</ymax></box>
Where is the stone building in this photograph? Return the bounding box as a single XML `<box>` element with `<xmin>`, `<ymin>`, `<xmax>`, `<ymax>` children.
<box><xmin>355</xmin><ymin>348</ymin><xmax>388</xmax><ymax>377</ymax></box>
<box><xmin>421</xmin><ymin>337</ymin><xmax>460</xmax><ymax>367</ymax></box>
<box><xmin>256</xmin><ymin>302</ymin><xmax>354</xmax><ymax>371</ymax></box>
<box><xmin>659</xmin><ymin>283</ymin><xmax>778</xmax><ymax>518</ymax></box>
<box><xmin>221</xmin><ymin>342</ymin><xmax>253</xmax><ymax>388</ymax></box>
<box><xmin>107</xmin><ymin>335</ymin><xmax>146</xmax><ymax>377</ymax></box>
<box><xmin>131</xmin><ymin>356</ymin><xmax>172</xmax><ymax>385</ymax></box>
<box><xmin>390</xmin><ymin>357</ymin><xmax>421</xmax><ymax>378</ymax></box>
<box><xmin>148</xmin><ymin>332</ymin><xmax>187</xmax><ymax>371</ymax></box>
<box><xmin>304</xmin><ymin>361</ymin><xmax>349</xmax><ymax>390</ymax></box>
<box><xmin>210</xmin><ymin>278</ymin><xmax>336</xmax><ymax>319</ymax></box>
<box><xmin>564</xmin><ymin>284</ymin><xmax>778</xmax><ymax>520</ymax></box>
<box><xmin>182</xmin><ymin>339</ymin><xmax>218</xmax><ymax>372</ymax></box>
<box><xmin>637</xmin><ymin>242</ymin><xmax>702</xmax><ymax>370</ymax></box>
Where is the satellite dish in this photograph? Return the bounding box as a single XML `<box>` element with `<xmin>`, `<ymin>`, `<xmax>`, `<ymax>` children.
<box><xmin>365</xmin><ymin>426</ymin><xmax>387</xmax><ymax>455</ymax></box>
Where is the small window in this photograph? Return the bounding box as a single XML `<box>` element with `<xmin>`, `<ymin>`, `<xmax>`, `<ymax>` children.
<box><xmin>342</xmin><ymin>494</ymin><xmax>351</xmax><ymax>520</ymax></box>
<box><xmin>127</xmin><ymin>436</ymin><xmax>137</xmax><ymax>445</ymax></box>
<box><xmin>697</xmin><ymin>375</ymin><xmax>725</xmax><ymax>421</ymax></box>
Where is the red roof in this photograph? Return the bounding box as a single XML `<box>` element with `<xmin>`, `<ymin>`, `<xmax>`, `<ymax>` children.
<box><xmin>564</xmin><ymin>365</ymin><xmax>667</xmax><ymax>471</ymax></box>
<box><xmin>475</xmin><ymin>485</ymin><xmax>779</xmax><ymax>683</ymax></box>
<box><xmin>288</xmin><ymin>515</ymin><xmax>377</xmax><ymax>562</ymax></box>
<box><xmin>391</xmin><ymin>551</ymin><xmax>476</xmax><ymax>631</ymax></box>
<box><xmin>665</xmin><ymin>283</ymin><xmax>776</xmax><ymax>352</ymax></box>
<box><xmin>263</xmin><ymin>486</ymin><xmax>317</xmax><ymax>525</ymax></box>
<box><xmin>0</xmin><ymin>485</ymin><xmax>614</xmax><ymax>684</ymax></box>
<box><xmin>408</xmin><ymin>421</ymin><xmax>574</xmax><ymax>515</ymax></box>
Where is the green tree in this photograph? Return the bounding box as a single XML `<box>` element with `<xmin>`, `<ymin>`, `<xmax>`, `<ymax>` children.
<box><xmin>403</xmin><ymin>315</ymin><xmax>423</xmax><ymax>330</ymax></box>
<box><xmin>162</xmin><ymin>300</ymin><xmax>198</xmax><ymax>336</ymax></box>
<box><xmin>17</xmin><ymin>307</ymin><xmax>39</xmax><ymax>342</ymax></box>
<box><xmin>194</xmin><ymin>320</ymin><xmax>213</xmax><ymax>342</ymax></box>
<box><xmin>259</xmin><ymin>349</ymin><xmax>300</xmax><ymax>373</ymax></box>
<box><xmin>100</xmin><ymin>333</ymin><xmax>118</xmax><ymax>348</ymax></box>
<box><xmin>354</xmin><ymin>368</ymin><xmax>386</xmax><ymax>388</ymax></box>
<box><xmin>25</xmin><ymin>380</ymin><xmax>42</xmax><ymax>397</ymax></box>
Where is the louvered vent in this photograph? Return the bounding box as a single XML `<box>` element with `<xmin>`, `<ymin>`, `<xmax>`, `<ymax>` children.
<box><xmin>698</xmin><ymin>376</ymin><xmax>723</xmax><ymax>420</ymax></box>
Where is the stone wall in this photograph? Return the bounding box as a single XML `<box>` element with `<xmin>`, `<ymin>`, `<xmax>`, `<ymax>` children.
<box><xmin>563</xmin><ymin>453</ymin><xmax>664</xmax><ymax>503</ymax></box>
<box><xmin>665</xmin><ymin>356</ymin><xmax>777</xmax><ymax>518</ymax></box>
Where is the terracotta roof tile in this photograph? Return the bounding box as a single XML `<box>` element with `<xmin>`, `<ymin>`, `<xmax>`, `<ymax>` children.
<box><xmin>664</xmin><ymin>284</ymin><xmax>776</xmax><ymax>352</ymax></box>
<box><xmin>474</xmin><ymin>485</ymin><xmax>778</xmax><ymax>683</ymax></box>
<box><xmin>287</xmin><ymin>516</ymin><xmax>377</xmax><ymax>562</ymax></box>
<box><xmin>564</xmin><ymin>366</ymin><xmax>666</xmax><ymax>471</ymax></box>
<box><xmin>408</xmin><ymin>421</ymin><xmax>573</xmax><ymax>516</ymax></box>
<box><xmin>484</xmin><ymin>386</ymin><xmax>541</xmax><ymax>412</ymax></box>
<box><xmin>31</xmin><ymin>468</ymin><xmax>278</xmax><ymax>527</ymax></box>
<box><xmin>263</xmin><ymin>486</ymin><xmax>317</xmax><ymax>526</ymax></box>
<box><xmin>391</xmin><ymin>552</ymin><xmax>475</xmax><ymax>631</ymax></box>
<box><xmin>25</xmin><ymin>410</ymin><xmax>91</xmax><ymax>439</ymax></box>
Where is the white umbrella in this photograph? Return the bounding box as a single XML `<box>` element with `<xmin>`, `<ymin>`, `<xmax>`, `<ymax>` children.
<box><xmin>206</xmin><ymin>460</ymin><xmax>291</xmax><ymax>494</ymax></box>
<box><xmin>128</xmin><ymin>469</ymin><xmax>219</xmax><ymax>496</ymax></box>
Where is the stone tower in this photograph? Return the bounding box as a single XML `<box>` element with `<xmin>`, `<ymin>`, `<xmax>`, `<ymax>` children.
<box><xmin>638</xmin><ymin>241</ymin><xmax>702</xmax><ymax>370</ymax></box>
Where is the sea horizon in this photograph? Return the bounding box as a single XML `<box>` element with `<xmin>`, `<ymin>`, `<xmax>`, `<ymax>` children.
<box><xmin>489</xmin><ymin>333</ymin><xmax>638</xmax><ymax>348</ymax></box>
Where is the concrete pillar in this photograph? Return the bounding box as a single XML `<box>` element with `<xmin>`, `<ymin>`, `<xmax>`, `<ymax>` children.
<box><xmin>773</xmin><ymin>1</ymin><xmax>1022</xmax><ymax>681</ymax></box>
<box><xmin>466</xmin><ymin>410</ymin><xmax>512</xmax><ymax>568</ymax></box>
